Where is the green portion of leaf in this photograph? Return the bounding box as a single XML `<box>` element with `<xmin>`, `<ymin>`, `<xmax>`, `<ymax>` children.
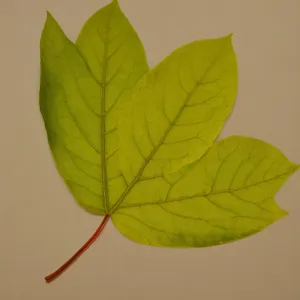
<box><xmin>39</xmin><ymin>2</ymin><xmax>148</xmax><ymax>214</ymax></box>
<box><xmin>112</xmin><ymin>136</ymin><xmax>298</xmax><ymax>247</ymax></box>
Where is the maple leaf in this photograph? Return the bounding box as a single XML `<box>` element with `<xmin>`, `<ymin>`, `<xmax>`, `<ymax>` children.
<box><xmin>39</xmin><ymin>0</ymin><xmax>299</xmax><ymax>282</ymax></box>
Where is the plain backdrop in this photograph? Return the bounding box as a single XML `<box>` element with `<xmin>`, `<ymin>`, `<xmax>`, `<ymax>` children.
<box><xmin>0</xmin><ymin>0</ymin><xmax>299</xmax><ymax>299</ymax></box>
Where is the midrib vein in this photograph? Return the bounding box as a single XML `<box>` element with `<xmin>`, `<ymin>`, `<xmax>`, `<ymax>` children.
<box><xmin>101</xmin><ymin>21</ymin><xmax>110</xmax><ymax>213</ymax></box>
<box><xmin>110</xmin><ymin>79</ymin><xmax>205</xmax><ymax>213</ymax></box>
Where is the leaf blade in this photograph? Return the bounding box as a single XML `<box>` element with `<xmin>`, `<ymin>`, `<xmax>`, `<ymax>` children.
<box><xmin>112</xmin><ymin>136</ymin><xmax>298</xmax><ymax>247</ymax></box>
<box><xmin>111</xmin><ymin>34</ymin><xmax>237</xmax><ymax>212</ymax></box>
<box><xmin>39</xmin><ymin>2</ymin><xmax>148</xmax><ymax>214</ymax></box>
<box><xmin>76</xmin><ymin>0</ymin><xmax>149</xmax><ymax>210</ymax></box>
<box><xmin>40</xmin><ymin>12</ymin><xmax>105</xmax><ymax>214</ymax></box>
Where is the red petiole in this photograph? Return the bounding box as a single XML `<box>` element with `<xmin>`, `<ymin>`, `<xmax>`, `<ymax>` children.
<box><xmin>45</xmin><ymin>214</ymin><xmax>110</xmax><ymax>283</ymax></box>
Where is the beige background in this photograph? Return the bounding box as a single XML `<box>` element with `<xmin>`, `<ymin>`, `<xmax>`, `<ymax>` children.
<box><xmin>1</xmin><ymin>0</ymin><xmax>300</xmax><ymax>299</ymax></box>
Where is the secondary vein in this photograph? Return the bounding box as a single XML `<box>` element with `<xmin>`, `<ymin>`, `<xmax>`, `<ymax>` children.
<box><xmin>110</xmin><ymin>65</ymin><xmax>214</xmax><ymax>213</ymax></box>
<box><xmin>115</xmin><ymin>168</ymin><xmax>296</xmax><ymax>210</ymax></box>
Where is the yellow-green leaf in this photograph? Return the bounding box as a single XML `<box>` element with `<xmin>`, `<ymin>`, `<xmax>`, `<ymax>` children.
<box><xmin>40</xmin><ymin>2</ymin><xmax>299</xmax><ymax>283</ymax></box>
<box><xmin>112</xmin><ymin>136</ymin><xmax>298</xmax><ymax>247</ymax></box>
<box><xmin>116</xmin><ymin>34</ymin><xmax>237</xmax><ymax>193</ymax></box>
<box><xmin>39</xmin><ymin>2</ymin><xmax>148</xmax><ymax>215</ymax></box>
<box><xmin>40</xmin><ymin>12</ymin><xmax>297</xmax><ymax>247</ymax></box>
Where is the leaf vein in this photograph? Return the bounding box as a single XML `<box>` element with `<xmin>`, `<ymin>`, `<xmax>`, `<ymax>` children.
<box><xmin>158</xmin><ymin>204</ymin><xmax>228</xmax><ymax>231</ymax></box>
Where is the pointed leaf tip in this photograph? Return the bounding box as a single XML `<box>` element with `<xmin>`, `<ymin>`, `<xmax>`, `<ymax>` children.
<box><xmin>45</xmin><ymin>11</ymin><xmax>54</xmax><ymax>22</ymax></box>
<box><xmin>42</xmin><ymin>11</ymin><xmax>55</xmax><ymax>37</ymax></box>
<box><xmin>225</xmin><ymin>33</ymin><xmax>235</xmax><ymax>42</ymax></box>
<box><xmin>43</xmin><ymin>10</ymin><xmax>59</xmax><ymax>30</ymax></box>
<box><xmin>228</xmin><ymin>33</ymin><xmax>236</xmax><ymax>43</ymax></box>
<box><xmin>113</xmin><ymin>0</ymin><xmax>120</xmax><ymax>8</ymax></box>
<box><xmin>215</xmin><ymin>33</ymin><xmax>235</xmax><ymax>44</ymax></box>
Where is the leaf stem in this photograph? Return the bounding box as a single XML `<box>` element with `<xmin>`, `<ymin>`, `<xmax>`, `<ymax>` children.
<box><xmin>45</xmin><ymin>214</ymin><xmax>110</xmax><ymax>283</ymax></box>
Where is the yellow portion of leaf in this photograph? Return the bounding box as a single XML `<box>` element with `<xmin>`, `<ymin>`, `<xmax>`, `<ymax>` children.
<box><xmin>115</xmin><ymin>35</ymin><xmax>237</xmax><ymax>205</ymax></box>
<box><xmin>112</xmin><ymin>136</ymin><xmax>298</xmax><ymax>247</ymax></box>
